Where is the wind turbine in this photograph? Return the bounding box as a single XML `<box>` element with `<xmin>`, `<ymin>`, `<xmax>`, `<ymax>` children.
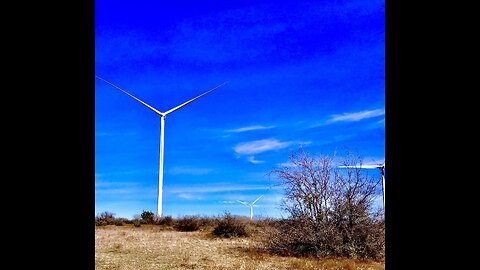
<box><xmin>96</xmin><ymin>76</ymin><xmax>227</xmax><ymax>217</ymax></box>
<box><xmin>236</xmin><ymin>195</ymin><xmax>263</xmax><ymax>220</ymax></box>
<box><xmin>339</xmin><ymin>163</ymin><xmax>385</xmax><ymax>210</ymax></box>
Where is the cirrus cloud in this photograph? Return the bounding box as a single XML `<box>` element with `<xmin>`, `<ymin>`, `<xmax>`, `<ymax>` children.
<box><xmin>226</xmin><ymin>125</ymin><xmax>275</xmax><ymax>133</ymax></box>
<box><xmin>234</xmin><ymin>139</ymin><xmax>293</xmax><ymax>155</ymax></box>
<box><xmin>328</xmin><ymin>109</ymin><xmax>384</xmax><ymax>123</ymax></box>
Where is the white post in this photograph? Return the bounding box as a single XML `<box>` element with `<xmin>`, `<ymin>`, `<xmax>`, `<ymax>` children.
<box><xmin>250</xmin><ymin>206</ymin><xmax>253</xmax><ymax>220</ymax></box>
<box><xmin>158</xmin><ymin>115</ymin><xmax>165</xmax><ymax>218</ymax></box>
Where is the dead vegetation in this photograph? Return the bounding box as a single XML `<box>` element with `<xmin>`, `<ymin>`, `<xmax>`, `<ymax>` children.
<box><xmin>95</xmin><ymin>225</ymin><xmax>384</xmax><ymax>270</ymax></box>
<box><xmin>96</xmin><ymin>150</ymin><xmax>385</xmax><ymax>269</ymax></box>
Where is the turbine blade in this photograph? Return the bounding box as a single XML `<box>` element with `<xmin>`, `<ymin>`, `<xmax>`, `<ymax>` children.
<box><xmin>236</xmin><ymin>200</ymin><xmax>249</xmax><ymax>206</ymax></box>
<box><xmin>163</xmin><ymin>82</ymin><xmax>227</xmax><ymax>115</ymax></box>
<box><xmin>252</xmin><ymin>194</ymin><xmax>263</xmax><ymax>205</ymax></box>
<box><xmin>338</xmin><ymin>165</ymin><xmax>380</xmax><ymax>169</ymax></box>
<box><xmin>96</xmin><ymin>76</ymin><xmax>164</xmax><ymax>116</ymax></box>
<box><xmin>361</xmin><ymin>164</ymin><xmax>383</xmax><ymax>169</ymax></box>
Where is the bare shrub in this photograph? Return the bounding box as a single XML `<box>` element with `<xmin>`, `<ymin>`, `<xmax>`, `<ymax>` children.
<box><xmin>253</xmin><ymin>217</ymin><xmax>279</xmax><ymax>228</ymax></box>
<box><xmin>114</xmin><ymin>219</ymin><xmax>124</xmax><ymax>226</ymax></box>
<box><xmin>118</xmin><ymin>217</ymin><xmax>132</xmax><ymax>224</ymax></box>
<box><xmin>95</xmin><ymin>211</ymin><xmax>116</xmax><ymax>226</ymax></box>
<box><xmin>198</xmin><ymin>216</ymin><xmax>219</xmax><ymax>230</ymax></box>
<box><xmin>266</xmin><ymin>149</ymin><xmax>385</xmax><ymax>260</ymax></box>
<box><xmin>95</xmin><ymin>219</ymin><xmax>108</xmax><ymax>226</ymax></box>
<box><xmin>174</xmin><ymin>216</ymin><xmax>200</xmax><ymax>232</ymax></box>
<box><xmin>132</xmin><ymin>219</ymin><xmax>142</xmax><ymax>227</ymax></box>
<box><xmin>212</xmin><ymin>212</ymin><xmax>249</xmax><ymax>238</ymax></box>
<box><xmin>155</xmin><ymin>215</ymin><xmax>174</xmax><ymax>226</ymax></box>
<box><xmin>261</xmin><ymin>216</ymin><xmax>337</xmax><ymax>257</ymax></box>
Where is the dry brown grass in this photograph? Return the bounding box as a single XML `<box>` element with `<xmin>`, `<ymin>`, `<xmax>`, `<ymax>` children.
<box><xmin>95</xmin><ymin>225</ymin><xmax>384</xmax><ymax>270</ymax></box>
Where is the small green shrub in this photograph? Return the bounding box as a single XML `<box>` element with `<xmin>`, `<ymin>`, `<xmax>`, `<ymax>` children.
<box><xmin>141</xmin><ymin>210</ymin><xmax>155</xmax><ymax>224</ymax></box>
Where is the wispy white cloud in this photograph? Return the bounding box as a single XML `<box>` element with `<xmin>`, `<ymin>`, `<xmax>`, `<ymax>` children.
<box><xmin>247</xmin><ymin>156</ymin><xmax>265</xmax><ymax>164</ymax></box>
<box><xmin>178</xmin><ymin>193</ymin><xmax>204</xmax><ymax>200</ymax></box>
<box><xmin>234</xmin><ymin>139</ymin><xmax>294</xmax><ymax>155</ymax></box>
<box><xmin>226</xmin><ymin>125</ymin><xmax>275</xmax><ymax>133</ymax></box>
<box><xmin>169</xmin><ymin>166</ymin><xmax>214</xmax><ymax>175</ymax></box>
<box><xmin>328</xmin><ymin>109</ymin><xmax>384</xmax><ymax>123</ymax></box>
<box><xmin>309</xmin><ymin>109</ymin><xmax>385</xmax><ymax>128</ymax></box>
<box><xmin>276</xmin><ymin>161</ymin><xmax>296</xmax><ymax>167</ymax></box>
<box><xmin>167</xmin><ymin>184</ymin><xmax>271</xmax><ymax>194</ymax></box>
<box><xmin>220</xmin><ymin>200</ymin><xmax>237</xmax><ymax>204</ymax></box>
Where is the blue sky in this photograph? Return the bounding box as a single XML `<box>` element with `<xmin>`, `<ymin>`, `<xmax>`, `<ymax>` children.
<box><xmin>95</xmin><ymin>0</ymin><xmax>385</xmax><ymax>219</ymax></box>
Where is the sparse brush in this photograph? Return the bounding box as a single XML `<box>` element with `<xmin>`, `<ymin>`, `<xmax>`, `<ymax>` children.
<box><xmin>262</xmin><ymin>216</ymin><xmax>384</xmax><ymax>260</ymax></box>
<box><xmin>212</xmin><ymin>212</ymin><xmax>249</xmax><ymax>238</ymax></box>
<box><xmin>95</xmin><ymin>226</ymin><xmax>384</xmax><ymax>269</ymax></box>
<box><xmin>95</xmin><ymin>219</ymin><xmax>108</xmax><ymax>226</ymax></box>
<box><xmin>132</xmin><ymin>219</ymin><xmax>142</xmax><ymax>227</ymax></box>
<box><xmin>119</xmin><ymin>218</ymin><xmax>132</xmax><ymax>224</ymax></box>
<box><xmin>95</xmin><ymin>211</ymin><xmax>116</xmax><ymax>225</ymax></box>
<box><xmin>114</xmin><ymin>219</ymin><xmax>124</xmax><ymax>226</ymax></box>
<box><xmin>155</xmin><ymin>215</ymin><xmax>174</xmax><ymax>226</ymax></box>
<box><xmin>174</xmin><ymin>216</ymin><xmax>200</xmax><ymax>231</ymax></box>
<box><xmin>266</xmin><ymin>149</ymin><xmax>385</xmax><ymax>260</ymax></box>
<box><xmin>197</xmin><ymin>216</ymin><xmax>219</xmax><ymax>229</ymax></box>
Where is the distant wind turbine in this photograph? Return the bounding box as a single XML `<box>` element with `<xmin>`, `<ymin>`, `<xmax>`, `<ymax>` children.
<box><xmin>96</xmin><ymin>76</ymin><xmax>227</xmax><ymax>217</ymax></box>
<box><xmin>237</xmin><ymin>195</ymin><xmax>263</xmax><ymax>220</ymax></box>
<box><xmin>339</xmin><ymin>163</ymin><xmax>385</xmax><ymax>210</ymax></box>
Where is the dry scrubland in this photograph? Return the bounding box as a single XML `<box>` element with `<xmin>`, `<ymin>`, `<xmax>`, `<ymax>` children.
<box><xmin>95</xmin><ymin>225</ymin><xmax>384</xmax><ymax>270</ymax></box>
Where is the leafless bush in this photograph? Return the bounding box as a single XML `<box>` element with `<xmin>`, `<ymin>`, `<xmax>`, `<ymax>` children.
<box><xmin>197</xmin><ymin>215</ymin><xmax>220</xmax><ymax>230</ymax></box>
<box><xmin>114</xmin><ymin>219</ymin><xmax>124</xmax><ymax>226</ymax></box>
<box><xmin>155</xmin><ymin>215</ymin><xmax>174</xmax><ymax>226</ymax></box>
<box><xmin>212</xmin><ymin>212</ymin><xmax>249</xmax><ymax>238</ymax></box>
<box><xmin>174</xmin><ymin>216</ymin><xmax>200</xmax><ymax>232</ymax></box>
<box><xmin>266</xmin><ymin>149</ymin><xmax>385</xmax><ymax>260</ymax></box>
<box><xmin>132</xmin><ymin>219</ymin><xmax>142</xmax><ymax>227</ymax></box>
<box><xmin>95</xmin><ymin>211</ymin><xmax>116</xmax><ymax>226</ymax></box>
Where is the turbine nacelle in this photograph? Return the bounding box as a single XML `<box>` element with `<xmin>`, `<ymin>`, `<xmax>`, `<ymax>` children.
<box><xmin>236</xmin><ymin>195</ymin><xmax>263</xmax><ymax>220</ymax></box>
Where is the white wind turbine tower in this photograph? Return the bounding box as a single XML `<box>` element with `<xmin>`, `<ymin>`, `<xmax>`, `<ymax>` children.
<box><xmin>96</xmin><ymin>76</ymin><xmax>227</xmax><ymax>217</ymax></box>
<box><xmin>339</xmin><ymin>163</ymin><xmax>385</xmax><ymax>210</ymax></box>
<box><xmin>237</xmin><ymin>195</ymin><xmax>263</xmax><ymax>220</ymax></box>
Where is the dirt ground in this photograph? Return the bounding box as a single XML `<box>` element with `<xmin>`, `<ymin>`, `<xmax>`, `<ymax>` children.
<box><xmin>95</xmin><ymin>225</ymin><xmax>385</xmax><ymax>270</ymax></box>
